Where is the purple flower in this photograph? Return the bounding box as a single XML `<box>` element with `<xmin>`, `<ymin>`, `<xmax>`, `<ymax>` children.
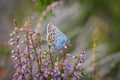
<box><xmin>13</xmin><ymin>72</ymin><xmax>19</xmax><ymax>78</ymax></box>
<box><xmin>19</xmin><ymin>53</ymin><xmax>24</xmax><ymax>57</ymax></box>
<box><xmin>46</xmin><ymin>6</ymin><xmax>51</xmax><ymax>12</ymax></box>
<box><xmin>40</xmin><ymin>76</ymin><xmax>43</xmax><ymax>80</ymax></box>
<box><xmin>30</xmin><ymin>54</ymin><xmax>35</xmax><ymax>60</ymax></box>
<box><xmin>44</xmin><ymin>67</ymin><xmax>50</xmax><ymax>75</ymax></box>
<box><xmin>56</xmin><ymin>77</ymin><xmax>61</xmax><ymax>80</ymax></box>
<box><xmin>34</xmin><ymin>77</ymin><xmax>37</xmax><ymax>80</ymax></box>
<box><xmin>9</xmin><ymin>24</ymin><xmax>86</xmax><ymax>80</ymax></box>
<box><xmin>64</xmin><ymin>60</ymin><xmax>72</xmax><ymax>73</ymax></box>
<box><xmin>61</xmin><ymin>74</ymin><xmax>67</xmax><ymax>80</ymax></box>
<box><xmin>54</xmin><ymin>62</ymin><xmax>58</xmax><ymax>66</ymax></box>
<box><xmin>33</xmin><ymin>72</ymin><xmax>36</xmax><ymax>76</ymax></box>
<box><xmin>18</xmin><ymin>76</ymin><xmax>22</xmax><ymax>80</ymax></box>
<box><xmin>14</xmin><ymin>56</ymin><xmax>18</xmax><ymax>60</ymax></box>
<box><xmin>17</xmin><ymin>45</ymin><xmax>20</xmax><ymax>49</ymax></box>
<box><xmin>17</xmin><ymin>35</ymin><xmax>20</xmax><ymax>39</ymax></box>
<box><xmin>25</xmin><ymin>74</ymin><xmax>30</xmax><ymax>79</ymax></box>
<box><xmin>9</xmin><ymin>38</ymin><xmax>14</xmax><ymax>42</ymax></box>
<box><xmin>29</xmin><ymin>45</ymin><xmax>34</xmax><ymax>49</ymax></box>
<box><xmin>43</xmin><ymin>73</ymin><xmax>48</xmax><ymax>78</ymax></box>
<box><xmin>81</xmin><ymin>56</ymin><xmax>86</xmax><ymax>63</ymax></box>
<box><xmin>14</xmin><ymin>64</ymin><xmax>19</xmax><ymax>69</ymax></box>
<box><xmin>74</xmin><ymin>72</ymin><xmax>78</xmax><ymax>76</ymax></box>
<box><xmin>21</xmin><ymin>40</ymin><xmax>24</xmax><ymax>44</ymax></box>
<box><xmin>77</xmin><ymin>63</ymin><xmax>82</xmax><ymax>69</ymax></box>
<box><xmin>66</xmin><ymin>64</ymin><xmax>72</xmax><ymax>73</ymax></box>
<box><xmin>35</xmin><ymin>64</ymin><xmax>38</xmax><ymax>69</ymax></box>
<box><xmin>74</xmin><ymin>72</ymin><xmax>82</xmax><ymax>79</ymax></box>
<box><xmin>26</xmin><ymin>60</ymin><xmax>30</xmax><ymax>65</ymax></box>
<box><xmin>11</xmin><ymin>55</ymin><xmax>16</xmax><ymax>58</ymax></box>
<box><xmin>9</xmin><ymin>42</ymin><xmax>15</xmax><ymax>46</ymax></box>
<box><xmin>21</xmin><ymin>65</ymin><xmax>27</xmax><ymax>74</ymax></box>
<box><xmin>67</xmin><ymin>54</ymin><xmax>75</xmax><ymax>59</ymax></box>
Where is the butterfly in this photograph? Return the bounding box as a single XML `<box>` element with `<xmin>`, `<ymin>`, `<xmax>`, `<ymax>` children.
<box><xmin>46</xmin><ymin>23</ymin><xmax>70</xmax><ymax>49</ymax></box>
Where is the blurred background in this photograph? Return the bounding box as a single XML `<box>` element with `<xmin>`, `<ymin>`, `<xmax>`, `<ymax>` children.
<box><xmin>0</xmin><ymin>0</ymin><xmax>120</xmax><ymax>80</ymax></box>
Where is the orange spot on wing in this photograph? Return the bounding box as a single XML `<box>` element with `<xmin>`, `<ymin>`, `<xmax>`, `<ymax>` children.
<box><xmin>48</xmin><ymin>33</ymin><xmax>54</xmax><ymax>42</ymax></box>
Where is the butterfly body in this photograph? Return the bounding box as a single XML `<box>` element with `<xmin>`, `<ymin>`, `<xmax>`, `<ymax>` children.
<box><xmin>46</xmin><ymin>23</ymin><xmax>70</xmax><ymax>49</ymax></box>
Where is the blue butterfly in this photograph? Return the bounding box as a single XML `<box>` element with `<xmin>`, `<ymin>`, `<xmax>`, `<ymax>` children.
<box><xmin>46</xmin><ymin>23</ymin><xmax>70</xmax><ymax>49</ymax></box>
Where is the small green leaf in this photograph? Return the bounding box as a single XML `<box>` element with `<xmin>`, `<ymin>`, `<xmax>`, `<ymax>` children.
<box><xmin>56</xmin><ymin>57</ymin><xmax>60</xmax><ymax>62</ymax></box>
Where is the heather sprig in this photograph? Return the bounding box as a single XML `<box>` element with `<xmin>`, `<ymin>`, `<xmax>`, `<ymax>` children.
<box><xmin>9</xmin><ymin>19</ymin><xmax>86</xmax><ymax>80</ymax></box>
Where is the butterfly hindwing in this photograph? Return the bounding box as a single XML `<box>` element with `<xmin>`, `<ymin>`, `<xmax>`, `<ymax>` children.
<box><xmin>53</xmin><ymin>30</ymin><xmax>67</xmax><ymax>49</ymax></box>
<box><xmin>46</xmin><ymin>23</ymin><xmax>67</xmax><ymax>49</ymax></box>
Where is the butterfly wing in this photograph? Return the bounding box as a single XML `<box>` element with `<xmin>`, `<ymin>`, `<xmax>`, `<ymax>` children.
<box><xmin>53</xmin><ymin>30</ymin><xmax>67</xmax><ymax>49</ymax></box>
<box><xmin>46</xmin><ymin>23</ymin><xmax>67</xmax><ymax>49</ymax></box>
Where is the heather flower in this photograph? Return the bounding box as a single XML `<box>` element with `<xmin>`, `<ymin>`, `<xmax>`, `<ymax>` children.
<box><xmin>9</xmin><ymin>16</ymin><xmax>86</xmax><ymax>80</ymax></box>
<box><xmin>74</xmin><ymin>72</ymin><xmax>81</xmax><ymax>79</ymax></box>
<box><xmin>13</xmin><ymin>72</ymin><xmax>19</xmax><ymax>78</ymax></box>
<box><xmin>46</xmin><ymin>6</ymin><xmax>51</xmax><ymax>12</ymax></box>
<box><xmin>9</xmin><ymin>26</ymin><xmax>86</xmax><ymax>79</ymax></box>
<box><xmin>14</xmin><ymin>64</ymin><xmax>19</xmax><ymax>69</ymax></box>
<box><xmin>64</xmin><ymin>60</ymin><xmax>72</xmax><ymax>73</ymax></box>
<box><xmin>18</xmin><ymin>75</ymin><xmax>23</xmax><ymax>80</ymax></box>
<box><xmin>25</xmin><ymin>74</ymin><xmax>30</xmax><ymax>79</ymax></box>
<box><xmin>21</xmin><ymin>65</ymin><xmax>27</xmax><ymax>74</ymax></box>
<box><xmin>61</xmin><ymin>74</ymin><xmax>67</xmax><ymax>80</ymax></box>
